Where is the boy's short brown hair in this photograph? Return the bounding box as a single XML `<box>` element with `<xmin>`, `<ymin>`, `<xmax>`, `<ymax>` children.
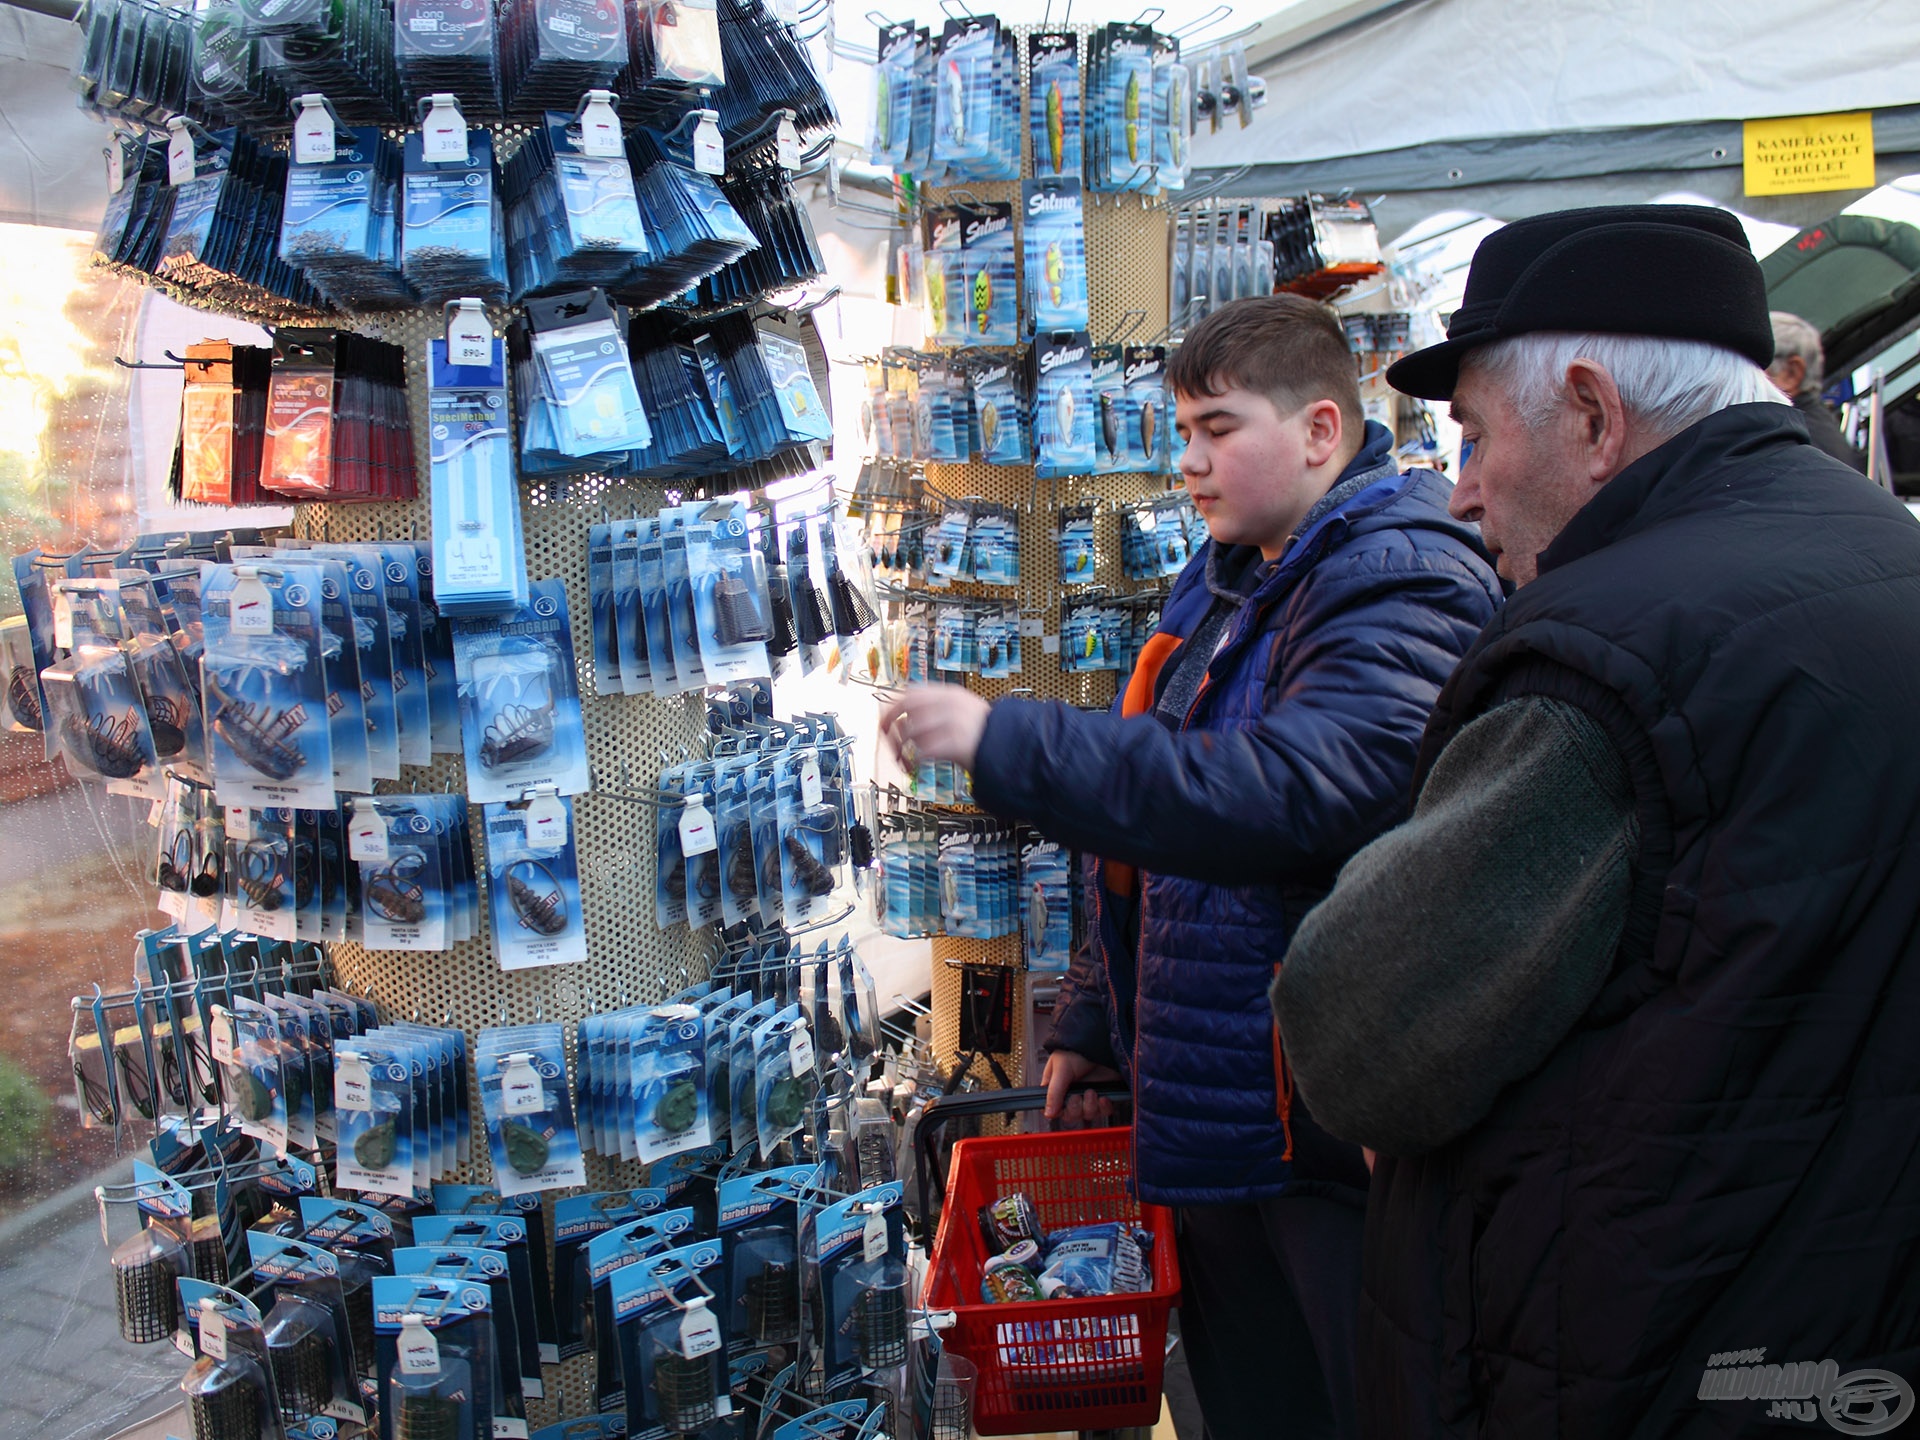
<box><xmin>1168</xmin><ymin>294</ymin><xmax>1365</xmax><ymax>440</ymax></box>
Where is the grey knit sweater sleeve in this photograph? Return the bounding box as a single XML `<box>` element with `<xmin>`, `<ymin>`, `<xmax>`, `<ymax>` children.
<box><xmin>1272</xmin><ymin>696</ymin><xmax>1638</xmax><ymax>1157</ymax></box>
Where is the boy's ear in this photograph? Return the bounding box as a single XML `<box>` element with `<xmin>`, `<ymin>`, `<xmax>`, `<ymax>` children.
<box><xmin>1304</xmin><ymin>397</ymin><xmax>1346</xmax><ymax>466</ymax></box>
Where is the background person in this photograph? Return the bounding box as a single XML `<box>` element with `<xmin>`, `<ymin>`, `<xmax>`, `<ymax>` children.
<box><xmin>1768</xmin><ymin>308</ymin><xmax>1866</xmax><ymax>470</ymax></box>
<box><xmin>882</xmin><ymin>294</ymin><xmax>1500</xmax><ymax>1440</ymax></box>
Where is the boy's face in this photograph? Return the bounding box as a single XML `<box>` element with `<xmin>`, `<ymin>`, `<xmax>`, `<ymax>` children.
<box><xmin>1175</xmin><ymin>385</ymin><xmax>1346</xmax><ymax>561</ymax></box>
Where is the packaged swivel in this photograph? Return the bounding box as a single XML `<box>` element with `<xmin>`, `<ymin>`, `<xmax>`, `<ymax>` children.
<box><xmin>309</xmin><ymin>545</ymin><xmax>400</xmax><ymax>782</ymax></box>
<box><xmin>958</xmin><ymin>203</ymin><xmax>1017</xmax><ymax>347</ymax></box>
<box><xmin>452</xmin><ymin>577</ymin><xmax>590</xmax><ymax>804</ymax></box>
<box><xmin>402</xmin><ymin>119</ymin><xmax>507</xmax><ymax>305</ymax></box>
<box><xmin>1027</xmin><ymin>32</ymin><xmax>1082</xmax><ymax>179</ymax></box>
<box><xmin>478</xmin><ymin>1024</ymin><xmax>586</xmax><ymax>1197</ymax></box>
<box><xmin>200</xmin><ymin>562</ymin><xmax>336</xmax><ymax>811</ymax></box>
<box><xmin>483</xmin><ymin>793</ymin><xmax>586</xmax><ymax>969</ymax></box>
<box><xmin>1031</xmin><ymin>331</ymin><xmax>1095</xmax><ymax>478</ymax></box>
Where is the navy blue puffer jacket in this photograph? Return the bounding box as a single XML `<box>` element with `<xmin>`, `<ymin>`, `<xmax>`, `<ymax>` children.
<box><xmin>973</xmin><ymin>428</ymin><xmax>1500</xmax><ymax>1206</ymax></box>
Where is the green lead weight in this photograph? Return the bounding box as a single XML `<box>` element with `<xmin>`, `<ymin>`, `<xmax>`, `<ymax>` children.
<box><xmin>354</xmin><ymin>1119</ymin><xmax>397</xmax><ymax>1170</ymax></box>
<box><xmin>502</xmin><ymin>1119</ymin><xmax>550</xmax><ymax>1175</ymax></box>
<box><xmin>655</xmin><ymin>1076</ymin><xmax>700</xmax><ymax>1135</ymax></box>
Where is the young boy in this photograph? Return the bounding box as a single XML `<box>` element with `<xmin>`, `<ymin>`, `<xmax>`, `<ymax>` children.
<box><xmin>881</xmin><ymin>294</ymin><xmax>1500</xmax><ymax>1440</ymax></box>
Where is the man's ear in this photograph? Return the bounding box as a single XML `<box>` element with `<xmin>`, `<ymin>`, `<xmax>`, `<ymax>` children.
<box><xmin>1304</xmin><ymin>398</ymin><xmax>1346</xmax><ymax>468</ymax></box>
<box><xmin>1561</xmin><ymin>359</ymin><xmax>1631</xmax><ymax>483</ymax></box>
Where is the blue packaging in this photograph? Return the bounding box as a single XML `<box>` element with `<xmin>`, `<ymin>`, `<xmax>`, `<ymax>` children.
<box><xmin>483</xmin><ymin>795</ymin><xmax>586</xmax><ymax>969</ymax></box>
<box><xmin>1022</xmin><ymin>178</ymin><xmax>1089</xmax><ymax>337</ymax></box>
<box><xmin>1031</xmin><ymin>331</ymin><xmax>1096</xmax><ymax>478</ymax></box>
<box><xmin>451</xmin><ymin>577</ymin><xmax>590</xmax><ymax>803</ymax></box>
<box><xmin>402</xmin><ymin>128</ymin><xmax>507</xmax><ymax>304</ymax></box>
<box><xmin>428</xmin><ymin>336</ymin><xmax>529</xmax><ymax>619</ymax></box>
<box><xmin>1027</xmin><ymin>32</ymin><xmax>1081</xmax><ymax>179</ymax></box>
<box><xmin>476</xmin><ymin>1022</ymin><xmax>585</xmax><ymax>1197</ymax></box>
<box><xmin>959</xmin><ymin>203</ymin><xmax>1017</xmax><ymax>347</ymax></box>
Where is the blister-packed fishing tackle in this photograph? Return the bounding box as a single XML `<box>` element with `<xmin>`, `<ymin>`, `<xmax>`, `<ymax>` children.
<box><xmin>484</xmin><ymin>793</ymin><xmax>587</xmax><ymax>969</ymax></box>
<box><xmin>453</xmin><ymin>577</ymin><xmax>589</xmax><ymax>804</ymax></box>
<box><xmin>200</xmin><ymin>563</ymin><xmax>336</xmax><ymax>810</ymax></box>
<box><xmin>478</xmin><ymin>1023</ymin><xmax>586</xmax><ymax>1197</ymax></box>
<box><xmin>1031</xmin><ymin>330</ymin><xmax>1096</xmax><ymax>478</ymax></box>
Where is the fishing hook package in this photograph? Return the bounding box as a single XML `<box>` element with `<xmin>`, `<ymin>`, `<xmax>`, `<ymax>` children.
<box><xmin>402</xmin><ymin>115</ymin><xmax>509</xmax><ymax>306</ymax></box>
<box><xmin>483</xmin><ymin>793</ymin><xmax>586</xmax><ymax>969</ymax></box>
<box><xmin>452</xmin><ymin>577</ymin><xmax>589</xmax><ymax>803</ymax></box>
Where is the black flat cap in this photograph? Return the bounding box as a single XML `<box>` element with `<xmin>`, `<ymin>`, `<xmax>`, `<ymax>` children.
<box><xmin>1386</xmin><ymin>204</ymin><xmax>1775</xmax><ymax>400</ymax></box>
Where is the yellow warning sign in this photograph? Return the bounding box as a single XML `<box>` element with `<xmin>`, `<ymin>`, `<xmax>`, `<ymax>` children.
<box><xmin>1744</xmin><ymin>111</ymin><xmax>1876</xmax><ymax>196</ymax></box>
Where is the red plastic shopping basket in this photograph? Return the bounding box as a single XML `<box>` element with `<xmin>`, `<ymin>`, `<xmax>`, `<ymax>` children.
<box><xmin>924</xmin><ymin>1124</ymin><xmax>1181</xmax><ymax>1435</ymax></box>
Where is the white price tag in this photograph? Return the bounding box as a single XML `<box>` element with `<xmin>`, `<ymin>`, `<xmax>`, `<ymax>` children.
<box><xmin>398</xmin><ymin>1316</ymin><xmax>442</xmax><ymax>1375</ymax></box>
<box><xmin>1041</xmin><ymin>633</ymin><xmax>1060</xmax><ymax>655</ymax></box>
<box><xmin>105</xmin><ymin>141</ymin><xmax>124</xmax><ymax>195</ymax></box>
<box><xmin>501</xmin><ymin>1054</ymin><xmax>544</xmax><ymax>1115</ymax></box>
<box><xmin>349</xmin><ymin>811</ymin><xmax>389</xmax><ymax>863</ymax></box>
<box><xmin>446</xmin><ymin>300</ymin><xmax>493</xmax><ymax>367</ymax></box>
<box><xmin>226</xmin><ymin>805</ymin><xmax>253</xmax><ymax>841</ymax></box>
<box><xmin>336</xmin><ymin>1054</ymin><xmax>373</xmax><ymax>1112</ymax></box>
<box><xmin>167</xmin><ymin>122</ymin><xmax>195</xmax><ymax>185</ymax></box>
<box><xmin>525</xmin><ymin>795</ymin><xmax>568</xmax><ymax>848</ymax></box>
<box><xmin>679</xmin><ymin>1299</ymin><xmax>722</xmax><ymax>1359</ymax></box>
<box><xmin>773</xmin><ymin>0</ymin><xmax>798</xmax><ymax>23</ymax></box>
<box><xmin>692</xmin><ymin>113</ymin><xmax>725</xmax><ymax>176</ymax></box>
<box><xmin>210</xmin><ymin>1008</ymin><xmax>236</xmax><ymax>1066</ymax></box>
<box><xmin>199</xmin><ymin>1303</ymin><xmax>229</xmax><ymax>1361</ymax></box>
<box><xmin>861</xmin><ymin>1208</ymin><xmax>888</xmax><ymax>1264</ymax></box>
<box><xmin>293</xmin><ymin>95</ymin><xmax>336</xmax><ymax>164</ymax></box>
<box><xmin>678</xmin><ymin>797</ymin><xmax>717</xmax><ymax>856</ymax></box>
<box><xmin>421</xmin><ymin>95</ymin><xmax>469</xmax><ymax>162</ymax></box>
<box><xmin>51</xmin><ymin>590</ymin><xmax>73</xmax><ymax>650</ymax></box>
<box><xmin>230</xmin><ymin>575</ymin><xmax>274</xmax><ymax>634</ymax></box>
<box><xmin>578</xmin><ymin>90</ymin><xmax>623</xmax><ymax>157</ymax></box>
<box><xmin>148</xmin><ymin>798</ymin><xmax>165</xmax><ymax>827</ymax></box>
<box><xmin>775</xmin><ymin>115</ymin><xmax>800</xmax><ymax>171</ymax></box>
<box><xmin>798</xmin><ymin>754</ymin><xmax>822</xmax><ymax>809</ymax></box>
<box><xmin>788</xmin><ymin>1022</ymin><xmax>815</xmax><ymax>1077</ymax></box>
<box><xmin>1019</xmin><ymin>618</ymin><xmax>1045</xmax><ymax>638</ymax></box>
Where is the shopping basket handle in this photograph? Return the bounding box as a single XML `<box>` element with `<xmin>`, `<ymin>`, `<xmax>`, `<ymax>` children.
<box><xmin>913</xmin><ymin>1084</ymin><xmax>1133</xmax><ymax>1230</ymax></box>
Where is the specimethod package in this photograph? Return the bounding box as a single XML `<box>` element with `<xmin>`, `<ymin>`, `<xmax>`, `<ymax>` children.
<box><xmin>483</xmin><ymin>794</ymin><xmax>587</xmax><ymax>969</ymax></box>
<box><xmin>452</xmin><ymin>577</ymin><xmax>590</xmax><ymax>803</ymax></box>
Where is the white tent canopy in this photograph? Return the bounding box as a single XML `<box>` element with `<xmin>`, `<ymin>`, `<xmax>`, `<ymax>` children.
<box><xmin>1191</xmin><ymin>0</ymin><xmax>1920</xmax><ymax>236</ymax></box>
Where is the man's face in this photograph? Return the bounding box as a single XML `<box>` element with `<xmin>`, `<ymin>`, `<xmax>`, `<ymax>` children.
<box><xmin>1447</xmin><ymin>364</ymin><xmax>1603</xmax><ymax>587</ymax></box>
<box><xmin>1175</xmin><ymin>386</ymin><xmax>1334</xmax><ymax>559</ymax></box>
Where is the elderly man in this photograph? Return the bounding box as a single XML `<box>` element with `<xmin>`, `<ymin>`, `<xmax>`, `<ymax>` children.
<box><xmin>1276</xmin><ymin>206</ymin><xmax>1920</xmax><ymax>1437</ymax></box>
<box><xmin>1768</xmin><ymin>309</ymin><xmax>1866</xmax><ymax>470</ymax></box>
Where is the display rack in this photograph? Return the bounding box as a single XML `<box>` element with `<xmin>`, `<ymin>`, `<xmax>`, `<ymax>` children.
<box><xmin>915</xmin><ymin>22</ymin><xmax>1179</xmax><ymax>1099</ymax></box>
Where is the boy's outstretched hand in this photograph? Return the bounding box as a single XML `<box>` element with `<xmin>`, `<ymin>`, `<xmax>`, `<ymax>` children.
<box><xmin>880</xmin><ymin>685</ymin><xmax>993</xmax><ymax>772</ymax></box>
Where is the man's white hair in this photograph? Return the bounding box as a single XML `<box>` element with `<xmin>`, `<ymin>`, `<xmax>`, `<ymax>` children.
<box><xmin>1462</xmin><ymin>332</ymin><xmax>1786</xmax><ymax>438</ymax></box>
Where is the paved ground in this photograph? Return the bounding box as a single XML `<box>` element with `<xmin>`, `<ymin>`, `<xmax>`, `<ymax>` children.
<box><xmin>0</xmin><ymin>1163</ymin><xmax>184</xmax><ymax>1440</ymax></box>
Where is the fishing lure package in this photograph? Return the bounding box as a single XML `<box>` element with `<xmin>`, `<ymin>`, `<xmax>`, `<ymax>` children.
<box><xmin>958</xmin><ymin>203</ymin><xmax>1017</xmax><ymax>347</ymax></box>
<box><xmin>867</xmin><ymin>23</ymin><xmax>915</xmax><ymax>170</ymax></box>
<box><xmin>969</xmin><ymin>358</ymin><xmax>1030</xmax><ymax>466</ymax></box>
<box><xmin>806</xmin><ymin>1182</ymin><xmax>906</xmax><ymax>1392</ymax></box>
<box><xmin>1022</xmin><ymin>835</ymin><xmax>1074</xmax><ymax>974</ymax></box>
<box><xmin>199</xmin><ymin>563</ymin><xmax>336</xmax><ymax>811</ymax></box>
<box><xmin>482</xmin><ymin>793</ymin><xmax>586</xmax><ymax>969</ymax></box>
<box><xmin>609</xmin><ymin>1239</ymin><xmax>727</xmax><ymax>1438</ymax></box>
<box><xmin>391</xmin><ymin>1245</ymin><xmax>530</xmax><ymax>1434</ymax></box>
<box><xmin>1030</xmin><ymin>330</ymin><xmax>1095</xmax><ymax>478</ymax></box>
<box><xmin>634</xmin><ymin>1004</ymin><xmax>712</xmax><ymax>1165</ymax></box>
<box><xmin>719</xmin><ymin>1166</ymin><xmax>812</xmax><ymax>1359</ymax></box>
<box><xmin>246</xmin><ymin>1233</ymin><xmax>369</xmax><ymax>1426</ymax></box>
<box><xmin>477</xmin><ymin>1024</ymin><xmax>586</xmax><ymax>1197</ymax></box>
<box><xmin>687</xmin><ymin>500</ymin><xmax>773</xmax><ymax>684</ymax></box>
<box><xmin>371</xmin><ymin>1275</ymin><xmax>494</xmax><ymax>1440</ymax></box>
<box><xmin>402</xmin><ymin>121</ymin><xmax>509</xmax><ymax>305</ymax></box>
<box><xmin>1088</xmin><ymin>22</ymin><xmax>1158</xmax><ymax>194</ymax></box>
<box><xmin>551</xmin><ymin>1190</ymin><xmax>669</xmax><ymax>1360</ymax></box>
<box><xmin>929</xmin><ymin>16</ymin><xmax>1018</xmax><ymax>182</ymax></box>
<box><xmin>589</xmin><ymin>1212</ymin><xmax>695</xmax><ymax>1411</ymax></box>
<box><xmin>1027</xmin><ymin>32</ymin><xmax>1082</xmax><ymax>179</ymax></box>
<box><xmin>968</xmin><ymin>506</ymin><xmax>1019</xmax><ymax>587</ymax></box>
<box><xmin>335</xmin><ymin>1034</ymin><xmax>416</xmax><ymax>1197</ymax></box>
<box><xmin>1153</xmin><ymin>39</ymin><xmax>1193</xmax><ymax>194</ymax></box>
<box><xmin>1121</xmin><ymin>344</ymin><xmax>1170</xmax><ymax>473</ymax></box>
<box><xmin>922</xmin><ymin>207</ymin><xmax>964</xmax><ymax>347</ymax></box>
<box><xmin>1056</xmin><ymin>503</ymin><xmax>1098</xmax><ymax>584</ymax></box>
<box><xmin>523</xmin><ymin>289</ymin><xmax>652</xmax><ymax>459</ymax></box>
<box><xmin>429</xmin><ymin>334</ymin><xmax>530</xmax><ymax>620</ymax></box>
<box><xmin>452</xmin><ymin>577</ymin><xmax>590</xmax><ymax>803</ymax></box>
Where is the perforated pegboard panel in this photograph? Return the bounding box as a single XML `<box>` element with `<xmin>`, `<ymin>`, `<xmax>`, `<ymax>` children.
<box><xmin>918</xmin><ymin>24</ymin><xmax>1177</xmax><ymax>1109</ymax></box>
<box><xmin>295</xmin><ymin>304</ymin><xmax>718</xmax><ymax>1425</ymax></box>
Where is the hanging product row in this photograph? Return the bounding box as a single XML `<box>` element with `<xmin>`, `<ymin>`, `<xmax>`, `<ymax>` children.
<box><xmin>1169</xmin><ymin>196</ymin><xmax>1390</xmax><ymax>333</ymax></box>
<box><xmin>95</xmin><ymin>100</ymin><xmax>827</xmax><ymax>323</ymax></box>
<box><xmin>72</xmin><ymin>0</ymin><xmax>829</xmax><ymax>145</ymax></box>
